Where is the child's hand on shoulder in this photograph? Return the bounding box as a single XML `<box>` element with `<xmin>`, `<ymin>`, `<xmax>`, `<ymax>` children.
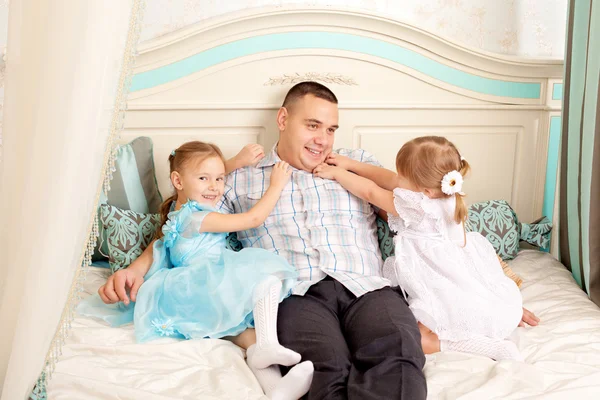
<box><xmin>235</xmin><ymin>144</ymin><xmax>265</xmax><ymax>168</ymax></box>
<box><xmin>313</xmin><ymin>163</ymin><xmax>340</xmax><ymax>180</ymax></box>
<box><xmin>270</xmin><ymin>161</ymin><xmax>292</xmax><ymax>189</ymax></box>
<box><xmin>326</xmin><ymin>153</ymin><xmax>352</xmax><ymax>170</ymax></box>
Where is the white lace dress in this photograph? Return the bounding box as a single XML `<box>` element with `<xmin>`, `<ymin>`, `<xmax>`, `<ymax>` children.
<box><xmin>383</xmin><ymin>188</ymin><xmax>523</xmax><ymax>341</ymax></box>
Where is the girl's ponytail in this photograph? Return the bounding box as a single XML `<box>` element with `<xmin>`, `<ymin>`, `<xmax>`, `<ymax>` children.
<box><xmin>155</xmin><ymin>194</ymin><xmax>177</xmax><ymax>240</ymax></box>
<box><xmin>453</xmin><ymin>158</ymin><xmax>471</xmax><ymax>224</ymax></box>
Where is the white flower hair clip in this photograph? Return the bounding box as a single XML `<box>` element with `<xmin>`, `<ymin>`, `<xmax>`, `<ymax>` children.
<box><xmin>441</xmin><ymin>170</ymin><xmax>465</xmax><ymax>196</ymax></box>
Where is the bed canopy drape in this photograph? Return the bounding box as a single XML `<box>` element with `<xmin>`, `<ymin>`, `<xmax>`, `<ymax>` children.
<box><xmin>559</xmin><ymin>0</ymin><xmax>600</xmax><ymax>306</ymax></box>
<box><xmin>0</xmin><ymin>0</ymin><xmax>144</xmax><ymax>398</ymax></box>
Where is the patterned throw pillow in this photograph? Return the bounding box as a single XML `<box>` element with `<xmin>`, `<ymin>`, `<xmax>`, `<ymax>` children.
<box><xmin>92</xmin><ymin>136</ymin><xmax>163</xmax><ymax>262</ymax></box>
<box><xmin>466</xmin><ymin>200</ymin><xmax>552</xmax><ymax>260</ymax></box>
<box><xmin>520</xmin><ymin>216</ymin><xmax>552</xmax><ymax>249</ymax></box>
<box><xmin>100</xmin><ymin>204</ymin><xmax>161</xmax><ymax>273</ymax></box>
<box><xmin>226</xmin><ymin>233</ymin><xmax>243</xmax><ymax>252</ymax></box>
<box><xmin>466</xmin><ymin>200</ymin><xmax>520</xmax><ymax>260</ymax></box>
<box><xmin>376</xmin><ymin>215</ymin><xmax>396</xmax><ymax>261</ymax></box>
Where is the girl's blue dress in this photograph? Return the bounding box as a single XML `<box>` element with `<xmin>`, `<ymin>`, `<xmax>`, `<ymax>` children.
<box><xmin>78</xmin><ymin>201</ymin><xmax>298</xmax><ymax>343</ymax></box>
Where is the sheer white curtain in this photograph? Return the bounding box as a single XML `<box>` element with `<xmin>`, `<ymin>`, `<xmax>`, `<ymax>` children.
<box><xmin>0</xmin><ymin>0</ymin><xmax>139</xmax><ymax>398</ymax></box>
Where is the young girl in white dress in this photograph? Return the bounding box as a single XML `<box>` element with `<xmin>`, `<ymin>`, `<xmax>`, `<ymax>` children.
<box><xmin>314</xmin><ymin>136</ymin><xmax>525</xmax><ymax>361</ymax></box>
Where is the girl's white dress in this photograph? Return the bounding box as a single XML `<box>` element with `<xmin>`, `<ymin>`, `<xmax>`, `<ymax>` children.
<box><xmin>383</xmin><ymin>188</ymin><xmax>523</xmax><ymax>341</ymax></box>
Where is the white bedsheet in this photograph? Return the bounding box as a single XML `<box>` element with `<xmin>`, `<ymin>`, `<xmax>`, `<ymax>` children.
<box><xmin>47</xmin><ymin>250</ymin><xmax>600</xmax><ymax>399</ymax></box>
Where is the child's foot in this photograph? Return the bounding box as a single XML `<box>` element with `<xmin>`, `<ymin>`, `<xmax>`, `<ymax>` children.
<box><xmin>270</xmin><ymin>361</ymin><xmax>314</xmax><ymax>400</ymax></box>
<box><xmin>247</xmin><ymin>343</ymin><xmax>302</xmax><ymax>369</ymax></box>
<box><xmin>493</xmin><ymin>340</ymin><xmax>523</xmax><ymax>361</ymax></box>
<box><xmin>418</xmin><ymin>323</ymin><xmax>441</xmax><ymax>354</ymax></box>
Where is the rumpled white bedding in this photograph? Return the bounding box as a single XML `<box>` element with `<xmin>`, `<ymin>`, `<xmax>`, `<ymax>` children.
<box><xmin>47</xmin><ymin>250</ymin><xmax>600</xmax><ymax>399</ymax></box>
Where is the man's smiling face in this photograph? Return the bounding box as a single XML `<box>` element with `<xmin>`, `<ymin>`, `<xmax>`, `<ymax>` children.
<box><xmin>276</xmin><ymin>94</ymin><xmax>339</xmax><ymax>172</ymax></box>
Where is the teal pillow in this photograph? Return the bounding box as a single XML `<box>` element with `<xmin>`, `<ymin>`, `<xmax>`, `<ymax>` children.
<box><xmin>100</xmin><ymin>204</ymin><xmax>161</xmax><ymax>273</ymax></box>
<box><xmin>466</xmin><ymin>200</ymin><xmax>552</xmax><ymax>260</ymax></box>
<box><xmin>226</xmin><ymin>233</ymin><xmax>243</xmax><ymax>252</ymax></box>
<box><xmin>376</xmin><ymin>215</ymin><xmax>395</xmax><ymax>261</ymax></box>
<box><xmin>466</xmin><ymin>200</ymin><xmax>520</xmax><ymax>260</ymax></box>
<box><xmin>520</xmin><ymin>216</ymin><xmax>552</xmax><ymax>249</ymax></box>
<box><xmin>93</xmin><ymin>137</ymin><xmax>163</xmax><ymax>261</ymax></box>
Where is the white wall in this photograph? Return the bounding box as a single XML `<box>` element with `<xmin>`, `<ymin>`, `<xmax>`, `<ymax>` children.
<box><xmin>0</xmin><ymin>0</ymin><xmax>569</xmax><ymax>162</ymax></box>
<box><xmin>141</xmin><ymin>0</ymin><xmax>568</xmax><ymax>57</ymax></box>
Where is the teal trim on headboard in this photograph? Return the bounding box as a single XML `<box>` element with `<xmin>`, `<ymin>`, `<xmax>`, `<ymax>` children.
<box><xmin>543</xmin><ymin>116</ymin><xmax>562</xmax><ymax>223</ymax></box>
<box><xmin>131</xmin><ymin>31</ymin><xmax>541</xmax><ymax>99</ymax></box>
<box><xmin>552</xmin><ymin>83</ymin><xmax>563</xmax><ymax>100</ymax></box>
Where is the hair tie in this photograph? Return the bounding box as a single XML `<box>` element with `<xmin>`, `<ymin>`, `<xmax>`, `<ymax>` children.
<box><xmin>441</xmin><ymin>170</ymin><xmax>465</xmax><ymax>196</ymax></box>
<box><xmin>171</xmin><ymin>149</ymin><xmax>176</xmax><ymax>156</ymax></box>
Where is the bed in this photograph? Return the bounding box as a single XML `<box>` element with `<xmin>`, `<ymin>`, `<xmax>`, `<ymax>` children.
<box><xmin>45</xmin><ymin>251</ymin><xmax>600</xmax><ymax>399</ymax></box>
<box><xmin>43</xmin><ymin>6</ymin><xmax>600</xmax><ymax>400</ymax></box>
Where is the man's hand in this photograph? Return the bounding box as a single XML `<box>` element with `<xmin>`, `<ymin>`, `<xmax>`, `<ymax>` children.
<box><xmin>519</xmin><ymin>307</ymin><xmax>540</xmax><ymax>327</ymax></box>
<box><xmin>98</xmin><ymin>268</ymin><xmax>144</xmax><ymax>306</ymax></box>
<box><xmin>313</xmin><ymin>163</ymin><xmax>340</xmax><ymax>180</ymax></box>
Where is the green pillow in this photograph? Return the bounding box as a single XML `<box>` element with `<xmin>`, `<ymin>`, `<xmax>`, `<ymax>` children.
<box><xmin>376</xmin><ymin>215</ymin><xmax>395</xmax><ymax>261</ymax></box>
<box><xmin>226</xmin><ymin>233</ymin><xmax>243</xmax><ymax>252</ymax></box>
<box><xmin>92</xmin><ymin>136</ymin><xmax>163</xmax><ymax>261</ymax></box>
<box><xmin>466</xmin><ymin>199</ymin><xmax>552</xmax><ymax>260</ymax></box>
<box><xmin>100</xmin><ymin>204</ymin><xmax>161</xmax><ymax>273</ymax></box>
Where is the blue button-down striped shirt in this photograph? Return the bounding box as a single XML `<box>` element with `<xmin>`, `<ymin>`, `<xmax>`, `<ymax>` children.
<box><xmin>217</xmin><ymin>145</ymin><xmax>390</xmax><ymax>297</ymax></box>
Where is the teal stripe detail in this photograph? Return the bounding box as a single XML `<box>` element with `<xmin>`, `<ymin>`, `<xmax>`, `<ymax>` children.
<box><xmin>131</xmin><ymin>32</ymin><xmax>541</xmax><ymax>99</ymax></box>
<box><xmin>565</xmin><ymin>0</ymin><xmax>592</xmax><ymax>288</ymax></box>
<box><xmin>552</xmin><ymin>83</ymin><xmax>563</xmax><ymax>100</ymax></box>
<box><xmin>117</xmin><ymin>146</ymin><xmax>150</xmax><ymax>213</ymax></box>
<box><xmin>543</xmin><ymin>116</ymin><xmax>562</xmax><ymax>224</ymax></box>
<box><xmin>91</xmin><ymin>260</ymin><xmax>111</xmax><ymax>269</ymax></box>
<box><xmin>580</xmin><ymin>0</ymin><xmax>600</xmax><ymax>294</ymax></box>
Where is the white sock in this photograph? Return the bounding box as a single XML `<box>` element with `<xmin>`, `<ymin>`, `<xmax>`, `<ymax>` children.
<box><xmin>247</xmin><ymin>346</ymin><xmax>314</xmax><ymax>400</ymax></box>
<box><xmin>250</xmin><ymin>277</ymin><xmax>301</xmax><ymax>369</ymax></box>
<box><xmin>250</xmin><ymin>364</ymin><xmax>282</xmax><ymax>397</ymax></box>
<box><xmin>441</xmin><ymin>336</ymin><xmax>523</xmax><ymax>361</ymax></box>
<box><xmin>270</xmin><ymin>361</ymin><xmax>314</xmax><ymax>400</ymax></box>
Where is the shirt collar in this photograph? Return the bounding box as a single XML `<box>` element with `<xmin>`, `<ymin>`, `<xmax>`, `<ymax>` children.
<box><xmin>255</xmin><ymin>143</ymin><xmax>282</xmax><ymax>168</ymax></box>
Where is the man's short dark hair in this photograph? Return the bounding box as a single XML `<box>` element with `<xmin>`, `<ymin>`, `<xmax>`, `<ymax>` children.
<box><xmin>282</xmin><ymin>81</ymin><xmax>338</xmax><ymax>109</ymax></box>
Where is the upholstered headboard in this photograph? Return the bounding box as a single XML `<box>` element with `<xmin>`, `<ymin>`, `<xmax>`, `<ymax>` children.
<box><xmin>122</xmin><ymin>7</ymin><xmax>564</xmax><ymax>224</ymax></box>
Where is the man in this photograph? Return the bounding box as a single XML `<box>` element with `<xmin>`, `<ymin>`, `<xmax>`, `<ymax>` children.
<box><xmin>216</xmin><ymin>82</ymin><xmax>428</xmax><ymax>399</ymax></box>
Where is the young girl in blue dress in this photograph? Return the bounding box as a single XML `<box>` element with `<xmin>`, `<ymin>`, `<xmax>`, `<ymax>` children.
<box><xmin>80</xmin><ymin>141</ymin><xmax>313</xmax><ymax>400</ymax></box>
